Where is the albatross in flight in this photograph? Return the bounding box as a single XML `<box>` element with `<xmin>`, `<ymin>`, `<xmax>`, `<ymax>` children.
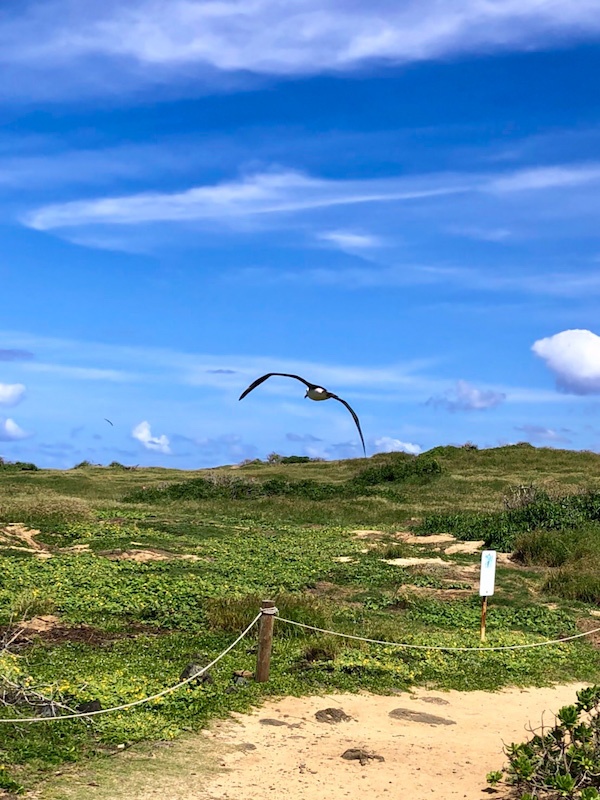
<box><xmin>239</xmin><ymin>373</ymin><xmax>366</xmax><ymax>457</ymax></box>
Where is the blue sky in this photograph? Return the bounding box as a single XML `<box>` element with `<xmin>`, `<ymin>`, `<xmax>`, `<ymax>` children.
<box><xmin>2</xmin><ymin>0</ymin><xmax>600</xmax><ymax>468</ymax></box>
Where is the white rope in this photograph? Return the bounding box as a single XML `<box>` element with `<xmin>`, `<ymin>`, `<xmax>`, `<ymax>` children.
<box><xmin>276</xmin><ymin>616</ymin><xmax>600</xmax><ymax>653</ymax></box>
<box><xmin>0</xmin><ymin>613</ymin><xmax>261</xmax><ymax>724</ymax></box>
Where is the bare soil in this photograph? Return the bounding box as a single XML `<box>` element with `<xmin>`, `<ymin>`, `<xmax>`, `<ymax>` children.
<box><xmin>37</xmin><ymin>684</ymin><xmax>588</xmax><ymax>800</ymax></box>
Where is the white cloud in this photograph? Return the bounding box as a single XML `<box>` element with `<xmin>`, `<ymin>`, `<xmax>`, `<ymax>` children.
<box><xmin>23</xmin><ymin>161</ymin><xmax>600</xmax><ymax>244</ymax></box>
<box><xmin>427</xmin><ymin>380</ymin><xmax>506</xmax><ymax>411</ymax></box>
<box><xmin>2</xmin><ymin>0</ymin><xmax>600</xmax><ymax>101</ymax></box>
<box><xmin>373</xmin><ymin>436</ymin><xmax>422</xmax><ymax>454</ymax></box>
<box><xmin>132</xmin><ymin>420</ymin><xmax>171</xmax><ymax>453</ymax></box>
<box><xmin>0</xmin><ymin>383</ymin><xmax>25</xmax><ymax>406</ymax></box>
<box><xmin>0</xmin><ymin>418</ymin><xmax>30</xmax><ymax>441</ymax></box>
<box><xmin>24</xmin><ymin>169</ymin><xmax>467</xmax><ymax>231</ymax></box>
<box><xmin>489</xmin><ymin>164</ymin><xmax>600</xmax><ymax>193</ymax></box>
<box><xmin>318</xmin><ymin>230</ymin><xmax>382</xmax><ymax>250</ymax></box>
<box><xmin>532</xmin><ymin>329</ymin><xmax>600</xmax><ymax>394</ymax></box>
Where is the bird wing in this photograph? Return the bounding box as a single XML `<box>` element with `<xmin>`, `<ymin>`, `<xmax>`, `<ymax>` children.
<box><xmin>104</xmin><ymin>418</ymin><xmax>114</xmax><ymax>426</ymax></box>
<box><xmin>239</xmin><ymin>373</ymin><xmax>313</xmax><ymax>400</ymax></box>
<box><xmin>328</xmin><ymin>394</ymin><xmax>366</xmax><ymax>457</ymax></box>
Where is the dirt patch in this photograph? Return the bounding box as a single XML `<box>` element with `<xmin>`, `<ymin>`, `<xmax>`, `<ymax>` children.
<box><xmin>61</xmin><ymin>543</ymin><xmax>92</xmax><ymax>555</ymax></box>
<box><xmin>100</xmin><ymin>549</ymin><xmax>202</xmax><ymax>563</ymax></box>
<box><xmin>383</xmin><ymin>556</ymin><xmax>449</xmax><ymax>567</ymax></box>
<box><xmin>1</xmin><ymin>617</ymin><xmax>168</xmax><ymax>650</ymax></box>
<box><xmin>351</xmin><ymin>529</ymin><xmax>386</xmax><ymax>540</ymax></box>
<box><xmin>306</xmin><ymin>581</ymin><xmax>361</xmax><ymax>604</ymax></box>
<box><xmin>102</xmin><ymin>549</ymin><xmax>172</xmax><ymax>562</ymax></box>
<box><xmin>20</xmin><ymin>614</ymin><xmax>61</xmax><ymax>633</ymax></box>
<box><xmin>445</xmin><ymin>540</ymin><xmax>485</xmax><ymax>554</ymax></box>
<box><xmin>576</xmin><ymin>616</ymin><xmax>600</xmax><ymax>649</ymax></box>
<box><xmin>497</xmin><ymin>552</ymin><xmax>515</xmax><ymax>565</ymax></box>
<box><xmin>0</xmin><ymin>523</ymin><xmax>48</xmax><ymax>553</ymax></box>
<box><xmin>396</xmin><ymin>532</ymin><xmax>455</xmax><ymax>545</ymax></box>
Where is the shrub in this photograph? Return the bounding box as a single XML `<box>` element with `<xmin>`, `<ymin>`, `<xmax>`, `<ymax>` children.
<box><xmin>0</xmin><ymin>460</ymin><xmax>38</xmax><ymax>471</ymax></box>
<box><xmin>490</xmin><ymin>685</ymin><xmax>600</xmax><ymax>799</ymax></box>
<box><xmin>543</xmin><ymin>569</ymin><xmax>600</xmax><ymax>604</ymax></box>
<box><xmin>419</xmin><ymin>490</ymin><xmax>600</xmax><ymax>551</ymax></box>
<box><xmin>513</xmin><ymin>530</ymin><xmax>572</xmax><ymax>567</ymax></box>
<box><xmin>352</xmin><ymin>455</ymin><xmax>442</xmax><ymax>487</ymax></box>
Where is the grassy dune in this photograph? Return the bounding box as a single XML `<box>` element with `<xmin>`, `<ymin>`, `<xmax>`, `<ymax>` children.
<box><xmin>1</xmin><ymin>444</ymin><xmax>600</xmax><ymax>794</ymax></box>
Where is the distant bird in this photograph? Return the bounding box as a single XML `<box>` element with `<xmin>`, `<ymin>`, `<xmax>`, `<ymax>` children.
<box><xmin>239</xmin><ymin>373</ymin><xmax>366</xmax><ymax>457</ymax></box>
<box><xmin>104</xmin><ymin>419</ymin><xmax>114</xmax><ymax>426</ymax></box>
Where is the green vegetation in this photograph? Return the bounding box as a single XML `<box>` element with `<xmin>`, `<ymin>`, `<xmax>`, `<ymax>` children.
<box><xmin>489</xmin><ymin>685</ymin><xmax>600</xmax><ymax>799</ymax></box>
<box><xmin>0</xmin><ymin>444</ymin><xmax>600</xmax><ymax>794</ymax></box>
<box><xmin>122</xmin><ymin>453</ymin><xmax>442</xmax><ymax>503</ymax></box>
<box><xmin>0</xmin><ymin>458</ymin><xmax>38</xmax><ymax>472</ymax></box>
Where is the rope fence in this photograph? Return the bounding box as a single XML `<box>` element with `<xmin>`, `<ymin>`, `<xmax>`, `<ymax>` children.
<box><xmin>275</xmin><ymin>615</ymin><xmax>600</xmax><ymax>652</ymax></box>
<box><xmin>0</xmin><ymin>612</ymin><xmax>261</xmax><ymax>724</ymax></box>
<box><xmin>2</xmin><ymin>603</ymin><xmax>600</xmax><ymax>724</ymax></box>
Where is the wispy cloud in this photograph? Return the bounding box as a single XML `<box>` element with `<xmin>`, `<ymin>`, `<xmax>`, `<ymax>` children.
<box><xmin>286</xmin><ymin>432</ymin><xmax>322</xmax><ymax>443</ymax></box>
<box><xmin>318</xmin><ymin>230</ymin><xmax>383</xmax><ymax>250</ymax></box>
<box><xmin>0</xmin><ymin>383</ymin><xmax>26</xmax><ymax>407</ymax></box>
<box><xmin>2</xmin><ymin>1</ymin><xmax>600</xmax><ymax>100</ymax></box>
<box><xmin>445</xmin><ymin>225</ymin><xmax>512</xmax><ymax>242</ymax></box>
<box><xmin>22</xmin><ymin>162</ymin><xmax>600</xmax><ymax>267</ymax></box>
<box><xmin>206</xmin><ymin>369</ymin><xmax>237</xmax><ymax>374</ymax></box>
<box><xmin>489</xmin><ymin>164</ymin><xmax>600</xmax><ymax>193</ymax></box>
<box><xmin>132</xmin><ymin>420</ymin><xmax>171</xmax><ymax>454</ymax></box>
<box><xmin>532</xmin><ymin>329</ymin><xmax>600</xmax><ymax>395</ymax></box>
<box><xmin>171</xmin><ymin>432</ymin><xmax>258</xmax><ymax>462</ymax></box>
<box><xmin>23</xmin><ymin>169</ymin><xmax>468</xmax><ymax>231</ymax></box>
<box><xmin>251</xmin><ymin>262</ymin><xmax>600</xmax><ymax>298</ymax></box>
<box><xmin>23</xmin><ymin>363</ymin><xmax>136</xmax><ymax>382</ymax></box>
<box><xmin>0</xmin><ymin>331</ymin><xmax>584</xmax><ymax>416</ymax></box>
<box><xmin>515</xmin><ymin>424</ymin><xmax>571</xmax><ymax>444</ymax></box>
<box><xmin>427</xmin><ymin>380</ymin><xmax>506</xmax><ymax>412</ymax></box>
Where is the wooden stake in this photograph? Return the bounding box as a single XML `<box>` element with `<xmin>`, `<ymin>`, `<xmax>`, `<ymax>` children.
<box><xmin>255</xmin><ymin>600</ymin><xmax>276</xmax><ymax>682</ymax></box>
<box><xmin>480</xmin><ymin>595</ymin><xmax>488</xmax><ymax>642</ymax></box>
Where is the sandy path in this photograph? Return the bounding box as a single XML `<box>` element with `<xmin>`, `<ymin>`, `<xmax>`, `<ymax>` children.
<box><xmin>38</xmin><ymin>684</ymin><xmax>588</xmax><ymax>800</ymax></box>
<box><xmin>201</xmin><ymin>684</ymin><xmax>587</xmax><ymax>800</ymax></box>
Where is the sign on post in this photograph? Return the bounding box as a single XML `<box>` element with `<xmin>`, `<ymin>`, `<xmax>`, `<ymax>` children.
<box><xmin>479</xmin><ymin>550</ymin><xmax>497</xmax><ymax>597</ymax></box>
<box><xmin>479</xmin><ymin>550</ymin><xmax>497</xmax><ymax>642</ymax></box>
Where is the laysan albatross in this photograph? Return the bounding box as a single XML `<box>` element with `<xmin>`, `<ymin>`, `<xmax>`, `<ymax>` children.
<box><xmin>239</xmin><ymin>372</ymin><xmax>366</xmax><ymax>457</ymax></box>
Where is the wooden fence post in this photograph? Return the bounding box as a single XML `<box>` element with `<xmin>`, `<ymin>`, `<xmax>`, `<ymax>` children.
<box><xmin>480</xmin><ymin>595</ymin><xmax>488</xmax><ymax>642</ymax></box>
<box><xmin>255</xmin><ymin>600</ymin><xmax>276</xmax><ymax>682</ymax></box>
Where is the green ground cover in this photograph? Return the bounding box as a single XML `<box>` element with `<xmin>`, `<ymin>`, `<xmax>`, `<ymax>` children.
<box><xmin>1</xmin><ymin>444</ymin><xmax>600</xmax><ymax>795</ymax></box>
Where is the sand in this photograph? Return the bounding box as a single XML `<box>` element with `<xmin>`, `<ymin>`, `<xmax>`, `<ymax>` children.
<box><xmin>37</xmin><ymin>684</ymin><xmax>590</xmax><ymax>800</ymax></box>
<box><xmin>200</xmin><ymin>684</ymin><xmax>587</xmax><ymax>800</ymax></box>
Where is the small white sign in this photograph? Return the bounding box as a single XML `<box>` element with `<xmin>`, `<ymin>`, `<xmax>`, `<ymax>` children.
<box><xmin>479</xmin><ymin>550</ymin><xmax>497</xmax><ymax>597</ymax></box>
